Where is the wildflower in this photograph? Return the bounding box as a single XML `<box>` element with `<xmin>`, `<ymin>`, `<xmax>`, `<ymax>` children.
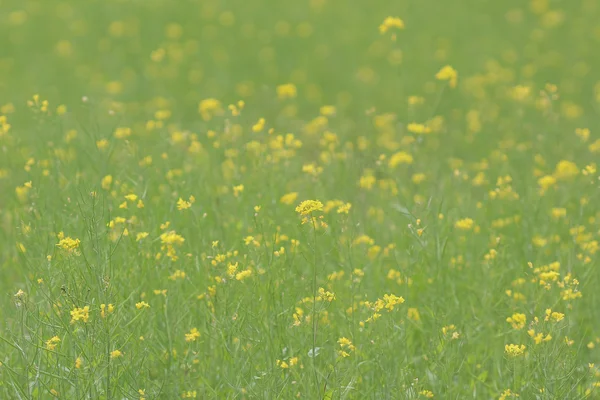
<box><xmin>185</xmin><ymin>328</ymin><xmax>201</xmax><ymax>342</ymax></box>
<box><xmin>198</xmin><ymin>98</ymin><xmax>222</xmax><ymax>120</ymax></box>
<box><xmin>136</xmin><ymin>232</ymin><xmax>149</xmax><ymax>241</ymax></box>
<box><xmin>114</xmin><ymin>127</ymin><xmax>132</xmax><ymax>139</ymax></box>
<box><xmin>235</xmin><ymin>269</ymin><xmax>253</xmax><ymax>281</ymax></box>
<box><xmin>537</xmin><ymin>175</ymin><xmax>556</xmax><ymax>191</ymax></box>
<box><xmin>499</xmin><ymin>389</ymin><xmax>520</xmax><ymax>399</ymax></box>
<box><xmin>45</xmin><ymin>336</ymin><xmax>61</xmax><ymax>351</ymax></box>
<box><xmin>407</xmin><ymin>123</ymin><xmax>432</xmax><ymax>134</ymax></box>
<box><xmin>379</xmin><ymin>17</ymin><xmax>405</xmax><ymax>34</ymax></box>
<box><xmin>295</xmin><ymin>200</ymin><xmax>323</xmax><ymax>215</ymax></box>
<box><xmin>454</xmin><ymin>218</ymin><xmax>474</xmax><ymax>230</ymax></box>
<box><xmin>320</xmin><ymin>105</ymin><xmax>336</xmax><ymax>116</ymax></box>
<box><xmin>252</xmin><ymin>118</ymin><xmax>266</xmax><ymax>132</ymax></box>
<box><xmin>337</xmin><ymin>202</ymin><xmax>352</xmax><ymax>214</ymax></box>
<box><xmin>177</xmin><ymin>198</ymin><xmax>192</xmax><ymax>210</ymax></box>
<box><xmin>100</xmin><ymin>303</ymin><xmax>115</xmax><ymax>318</ymax></box>
<box><xmin>70</xmin><ymin>306</ymin><xmax>90</xmax><ymax>323</ymax></box>
<box><xmin>336</xmin><ymin>337</ymin><xmax>355</xmax><ymax>357</ymax></box>
<box><xmin>233</xmin><ymin>184</ymin><xmax>244</xmax><ymax>197</ymax></box>
<box><xmin>544</xmin><ymin>309</ymin><xmax>565</xmax><ymax>322</ymax></box>
<box><xmin>553</xmin><ymin>160</ymin><xmax>579</xmax><ymax>180</ymax></box>
<box><xmin>95</xmin><ymin>138</ymin><xmax>109</xmax><ymax>150</ymax></box>
<box><xmin>276</xmin><ymin>83</ymin><xmax>297</xmax><ymax>99</ymax></box>
<box><xmin>435</xmin><ymin>65</ymin><xmax>458</xmax><ymax>88</ymax></box>
<box><xmin>110</xmin><ymin>350</ymin><xmax>123</xmax><ymax>359</ymax></box>
<box><xmin>504</xmin><ymin>344</ymin><xmax>526</xmax><ymax>357</ymax></box>
<box><xmin>317</xmin><ymin>287</ymin><xmax>336</xmax><ymax>302</ymax></box>
<box><xmin>382</xmin><ymin>294</ymin><xmax>404</xmax><ymax>310</ymax></box>
<box><xmin>75</xmin><ymin>357</ymin><xmax>83</xmax><ymax>369</ymax></box>
<box><xmin>506</xmin><ymin>313</ymin><xmax>526</xmax><ymax>330</ymax></box>
<box><xmin>407</xmin><ymin>308</ymin><xmax>421</xmax><ymax>321</ymax></box>
<box><xmin>551</xmin><ymin>208</ymin><xmax>566</xmax><ymax>219</ymax></box>
<box><xmin>160</xmin><ymin>231</ymin><xmax>185</xmax><ymax>261</ymax></box>
<box><xmin>280</xmin><ymin>192</ymin><xmax>299</xmax><ymax>205</ymax></box>
<box><xmin>56</xmin><ymin>236</ymin><xmax>81</xmax><ymax>254</ymax></box>
<box><xmin>528</xmin><ymin>329</ymin><xmax>552</xmax><ymax>345</ymax></box>
<box><xmin>388</xmin><ymin>151</ymin><xmax>413</xmax><ymax>168</ymax></box>
<box><xmin>101</xmin><ymin>175</ymin><xmax>113</xmax><ymax>190</ymax></box>
<box><xmin>419</xmin><ymin>390</ymin><xmax>434</xmax><ymax>398</ymax></box>
<box><xmin>136</xmin><ymin>301</ymin><xmax>150</xmax><ymax>310</ymax></box>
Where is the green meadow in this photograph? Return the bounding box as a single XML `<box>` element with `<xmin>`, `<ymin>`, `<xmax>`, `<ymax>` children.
<box><xmin>1</xmin><ymin>0</ymin><xmax>600</xmax><ymax>398</ymax></box>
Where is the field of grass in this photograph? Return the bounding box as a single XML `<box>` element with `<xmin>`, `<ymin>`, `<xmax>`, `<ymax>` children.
<box><xmin>1</xmin><ymin>0</ymin><xmax>600</xmax><ymax>398</ymax></box>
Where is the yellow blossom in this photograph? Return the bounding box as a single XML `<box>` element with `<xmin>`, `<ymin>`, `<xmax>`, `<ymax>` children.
<box><xmin>504</xmin><ymin>344</ymin><xmax>526</xmax><ymax>357</ymax></box>
<box><xmin>185</xmin><ymin>328</ymin><xmax>201</xmax><ymax>342</ymax></box>
<box><xmin>379</xmin><ymin>16</ymin><xmax>405</xmax><ymax>34</ymax></box>
<box><xmin>435</xmin><ymin>65</ymin><xmax>458</xmax><ymax>88</ymax></box>
<box><xmin>110</xmin><ymin>350</ymin><xmax>123</xmax><ymax>359</ymax></box>
<box><xmin>295</xmin><ymin>200</ymin><xmax>323</xmax><ymax>215</ymax></box>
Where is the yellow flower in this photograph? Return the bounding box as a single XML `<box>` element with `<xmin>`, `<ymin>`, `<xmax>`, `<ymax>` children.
<box><xmin>407</xmin><ymin>123</ymin><xmax>431</xmax><ymax>134</ymax></box>
<box><xmin>538</xmin><ymin>175</ymin><xmax>556</xmax><ymax>191</ymax></box>
<box><xmin>320</xmin><ymin>105</ymin><xmax>336</xmax><ymax>116</ymax></box>
<box><xmin>57</xmin><ymin>237</ymin><xmax>81</xmax><ymax>254</ymax></box>
<box><xmin>185</xmin><ymin>328</ymin><xmax>201</xmax><ymax>342</ymax></box>
<box><xmin>136</xmin><ymin>301</ymin><xmax>150</xmax><ymax>310</ymax></box>
<box><xmin>435</xmin><ymin>65</ymin><xmax>458</xmax><ymax>88</ymax></box>
<box><xmin>506</xmin><ymin>313</ymin><xmax>526</xmax><ymax>330</ymax></box>
<box><xmin>177</xmin><ymin>198</ymin><xmax>192</xmax><ymax>210</ymax></box>
<box><xmin>70</xmin><ymin>306</ymin><xmax>90</xmax><ymax>323</ymax></box>
<box><xmin>379</xmin><ymin>17</ymin><xmax>405</xmax><ymax>34</ymax></box>
<box><xmin>510</xmin><ymin>85</ymin><xmax>531</xmax><ymax>101</ymax></box>
<box><xmin>317</xmin><ymin>287</ymin><xmax>336</xmax><ymax>302</ymax></box>
<box><xmin>235</xmin><ymin>269</ymin><xmax>253</xmax><ymax>281</ymax></box>
<box><xmin>407</xmin><ymin>308</ymin><xmax>421</xmax><ymax>321</ymax></box>
<box><xmin>388</xmin><ymin>151</ymin><xmax>413</xmax><ymax>168</ymax></box>
<box><xmin>550</xmin><ymin>208</ymin><xmax>566</xmax><ymax>219</ymax></box>
<box><xmin>295</xmin><ymin>200</ymin><xmax>323</xmax><ymax>215</ymax></box>
<box><xmin>96</xmin><ymin>139</ymin><xmax>109</xmax><ymax>151</ymax></box>
<box><xmin>233</xmin><ymin>184</ymin><xmax>244</xmax><ymax>197</ymax></box>
<box><xmin>110</xmin><ymin>350</ymin><xmax>123</xmax><ymax>359</ymax></box>
<box><xmin>504</xmin><ymin>344</ymin><xmax>526</xmax><ymax>357</ymax></box>
<box><xmin>337</xmin><ymin>202</ymin><xmax>352</xmax><ymax>214</ymax></box>
<box><xmin>499</xmin><ymin>389</ymin><xmax>519</xmax><ymax>400</ymax></box>
<box><xmin>280</xmin><ymin>192</ymin><xmax>298</xmax><ymax>205</ymax></box>
<box><xmin>136</xmin><ymin>232</ymin><xmax>149</xmax><ymax>241</ymax></box>
<box><xmin>101</xmin><ymin>175</ymin><xmax>113</xmax><ymax>190</ymax></box>
<box><xmin>45</xmin><ymin>336</ymin><xmax>61</xmax><ymax>351</ymax></box>
<box><xmin>276</xmin><ymin>83</ymin><xmax>297</xmax><ymax>99</ymax></box>
<box><xmin>454</xmin><ymin>218</ymin><xmax>474</xmax><ymax>231</ymax></box>
<box><xmin>252</xmin><ymin>118</ymin><xmax>266</xmax><ymax>132</ymax></box>
<box><xmin>114</xmin><ymin>127</ymin><xmax>132</xmax><ymax>139</ymax></box>
<box><xmin>100</xmin><ymin>303</ymin><xmax>115</xmax><ymax>318</ymax></box>
<box><xmin>198</xmin><ymin>98</ymin><xmax>222</xmax><ymax>121</ymax></box>
<box><xmin>544</xmin><ymin>308</ymin><xmax>565</xmax><ymax>322</ymax></box>
<box><xmin>553</xmin><ymin>160</ymin><xmax>578</xmax><ymax>180</ymax></box>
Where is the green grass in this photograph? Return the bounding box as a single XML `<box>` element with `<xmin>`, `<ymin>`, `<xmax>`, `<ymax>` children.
<box><xmin>1</xmin><ymin>0</ymin><xmax>600</xmax><ymax>398</ymax></box>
